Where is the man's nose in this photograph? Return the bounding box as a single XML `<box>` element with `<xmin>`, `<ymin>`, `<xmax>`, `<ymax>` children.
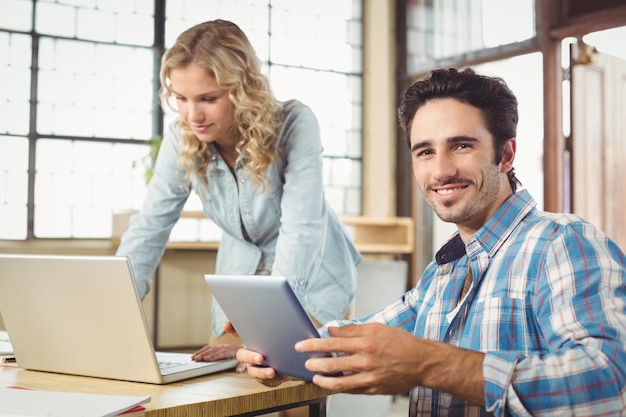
<box><xmin>432</xmin><ymin>153</ymin><xmax>458</xmax><ymax>181</ymax></box>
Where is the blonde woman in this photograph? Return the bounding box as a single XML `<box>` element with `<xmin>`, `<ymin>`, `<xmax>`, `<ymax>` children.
<box><xmin>116</xmin><ymin>20</ymin><xmax>360</xmax><ymax>371</ymax></box>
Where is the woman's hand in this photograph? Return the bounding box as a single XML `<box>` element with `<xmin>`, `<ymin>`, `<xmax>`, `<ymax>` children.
<box><xmin>192</xmin><ymin>343</ymin><xmax>240</xmax><ymax>362</ymax></box>
<box><xmin>192</xmin><ymin>322</ymin><xmax>246</xmax><ymax>371</ymax></box>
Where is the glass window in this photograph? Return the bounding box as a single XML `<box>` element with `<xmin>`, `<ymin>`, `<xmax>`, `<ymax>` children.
<box><xmin>407</xmin><ymin>0</ymin><xmax>535</xmax><ymax>73</ymax></box>
<box><xmin>36</xmin><ymin>37</ymin><xmax>154</xmax><ymax>139</ymax></box>
<box><xmin>0</xmin><ymin>32</ymin><xmax>31</xmax><ymax>136</ymax></box>
<box><xmin>0</xmin><ymin>136</ymin><xmax>28</xmax><ymax>240</ymax></box>
<box><xmin>0</xmin><ymin>0</ymin><xmax>363</xmax><ymax>240</ymax></box>
<box><xmin>33</xmin><ymin>139</ymin><xmax>148</xmax><ymax>238</ymax></box>
<box><xmin>0</xmin><ymin>0</ymin><xmax>33</xmax><ymax>32</ymax></box>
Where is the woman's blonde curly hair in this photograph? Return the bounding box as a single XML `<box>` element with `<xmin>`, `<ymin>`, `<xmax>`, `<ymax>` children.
<box><xmin>159</xmin><ymin>20</ymin><xmax>281</xmax><ymax>191</ymax></box>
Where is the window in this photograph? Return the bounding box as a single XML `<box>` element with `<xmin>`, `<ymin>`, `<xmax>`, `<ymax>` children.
<box><xmin>0</xmin><ymin>0</ymin><xmax>363</xmax><ymax>240</ymax></box>
<box><xmin>406</xmin><ymin>0</ymin><xmax>535</xmax><ymax>74</ymax></box>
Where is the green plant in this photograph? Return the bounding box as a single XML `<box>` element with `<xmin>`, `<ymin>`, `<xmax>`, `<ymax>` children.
<box><xmin>133</xmin><ymin>134</ymin><xmax>163</xmax><ymax>185</ymax></box>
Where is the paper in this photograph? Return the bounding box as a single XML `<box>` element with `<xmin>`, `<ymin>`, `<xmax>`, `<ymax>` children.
<box><xmin>0</xmin><ymin>387</ymin><xmax>150</xmax><ymax>417</ymax></box>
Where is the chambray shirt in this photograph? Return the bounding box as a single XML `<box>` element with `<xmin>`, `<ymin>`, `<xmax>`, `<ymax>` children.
<box><xmin>327</xmin><ymin>190</ymin><xmax>626</xmax><ymax>416</ymax></box>
<box><xmin>117</xmin><ymin>100</ymin><xmax>360</xmax><ymax>337</ymax></box>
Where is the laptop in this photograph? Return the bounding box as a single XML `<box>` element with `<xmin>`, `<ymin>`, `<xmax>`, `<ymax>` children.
<box><xmin>0</xmin><ymin>254</ymin><xmax>238</xmax><ymax>384</ymax></box>
<box><xmin>204</xmin><ymin>274</ymin><xmax>339</xmax><ymax>381</ymax></box>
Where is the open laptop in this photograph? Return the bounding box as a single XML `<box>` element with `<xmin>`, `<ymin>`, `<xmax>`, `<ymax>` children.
<box><xmin>0</xmin><ymin>254</ymin><xmax>237</xmax><ymax>384</ymax></box>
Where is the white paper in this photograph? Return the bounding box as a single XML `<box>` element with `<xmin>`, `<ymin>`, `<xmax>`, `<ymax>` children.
<box><xmin>0</xmin><ymin>388</ymin><xmax>150</xmax><ymax>417</ymax></box>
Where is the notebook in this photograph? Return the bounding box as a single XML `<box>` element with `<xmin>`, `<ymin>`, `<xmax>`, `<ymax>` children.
<box><xmin>204</xmin><ymin>274</ymin><xmax>339</xmax><ymax>381</ymax></box>
<box><xmin>0</xmin><ymin>254</ymin><xmax>238</xmax><ymax>384</ymax></box>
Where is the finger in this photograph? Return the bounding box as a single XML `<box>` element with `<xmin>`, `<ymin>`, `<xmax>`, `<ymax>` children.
<box><xmin>311</xmin><ymin>373</ymin><xmax>374</xmax><ymax>394</ymax></box>
<box><xmin>223</xmin><ymin>322</ymin><xmax>238</xmax><ymax>336</ymax></box>
<box><xmin>245</xmin><ymin>365</ymin><xmax>292</xmax><ymax>387</ymax></box>
<box><xmin>304</xmin><ymin>353</ymin><xmax>360</xmax><ymax>376</ymax></box>
<box><xmin>236</xmin><ymin>348</ymin><xmax>265</xmax><ymax>365</ymax></box>
<box><xmin>246</xmin><ymin>364</ymin><xmax>275</xmax><ymax>379</ymax></box>
<box><xmin>200</xmin><ymin>345</ymin><xmax>238</xmax><ymax>361</ymax></box>
<box><xmin>295</xmin><ymin>336</ymin><xmax>359</xmax><ymax>355</ymax></box>
<box><xmin>327</xmin><ymin>324</ymin><xmax>359</xmax><ymax>336</ymax></box>
<box><xmin>192</xmin><ymin>346</ymin><xmax>213</xmax><ymax>360</ymax></box>
<box><xmin>193</xmin><ymin>345</ymin><xmax>212</xmax><ymax>355</ymax></box>
<box><xmin>327</xmin><ymin>323</ymin><xmax>379</xmax><ymax>337</ymax></box>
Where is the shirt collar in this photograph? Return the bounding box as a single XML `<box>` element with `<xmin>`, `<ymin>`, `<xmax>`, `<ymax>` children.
<box><xmin>435</xmin><ymin>190</ymin><xmax>537</xmax><ymax>265</ymax></box>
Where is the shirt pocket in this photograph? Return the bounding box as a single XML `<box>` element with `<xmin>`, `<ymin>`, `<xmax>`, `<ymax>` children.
<box><xmin>477</xmin><ymin>297</ymin><xmax>541</xmax><ymax>352</ymax></box>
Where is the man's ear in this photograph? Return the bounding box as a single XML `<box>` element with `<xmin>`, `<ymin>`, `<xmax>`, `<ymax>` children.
<box><xmin>500</xmin><ymin>138</ymin><xmax>516</xmax><ymax>173</ymax></box>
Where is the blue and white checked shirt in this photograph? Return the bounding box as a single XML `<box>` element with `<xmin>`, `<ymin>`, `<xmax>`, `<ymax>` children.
<box><xmin>334</xmin><ymin>190</ymin><xmax>626</xmax><ymax>416</ymax></box>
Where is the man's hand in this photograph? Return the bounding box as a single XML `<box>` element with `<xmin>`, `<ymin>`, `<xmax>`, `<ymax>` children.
<box><xmin>295</xmin><ymin>323</ymin><xmax>422</xmax><ymax>395</ymax></box>
<box><xmin>295</xmin><ymin>323</ymin><xmax>485</xmax><ymax>405</ymax></box>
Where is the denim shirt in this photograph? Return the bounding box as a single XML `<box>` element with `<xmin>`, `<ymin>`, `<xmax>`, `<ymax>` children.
<box><xmin>117</xmin><ymin>100</ymin><xmax>360</xmax><ymax>337</ymax></box>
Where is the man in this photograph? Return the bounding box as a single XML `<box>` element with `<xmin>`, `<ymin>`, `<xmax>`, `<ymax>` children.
<box><xmin>236</xmin><ymin>67</ymin><xmax>626</xmax><ymax>416</ymax></box>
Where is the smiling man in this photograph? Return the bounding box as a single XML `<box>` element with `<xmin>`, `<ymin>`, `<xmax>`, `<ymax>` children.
<box><xmin>236</xmin><ymin>67</ymin><xmax>626</xmax><ymax>416</ymax></box>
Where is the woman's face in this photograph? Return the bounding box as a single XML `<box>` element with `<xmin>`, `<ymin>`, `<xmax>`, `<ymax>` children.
<box><xmin>169</xmin><ymin>64</ymin><xmax>236</xmax><ymax>147</ymax></box>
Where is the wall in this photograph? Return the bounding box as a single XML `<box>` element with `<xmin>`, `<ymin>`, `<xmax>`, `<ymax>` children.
<box><xmin>363</xmin><ymin>0</ymin><xmax>397</xmax><ymax>218</ymax></box>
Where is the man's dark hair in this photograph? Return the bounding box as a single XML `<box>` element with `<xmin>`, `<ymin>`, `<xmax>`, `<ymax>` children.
<box><xmin>398</xmin><ymin>67</ymin><xmax>521</xmax><ymax>192</ymax></box>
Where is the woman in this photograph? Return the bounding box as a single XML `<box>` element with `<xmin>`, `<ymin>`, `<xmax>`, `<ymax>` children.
<box><xmin>116</xmin><ymin>20</ymin><xmax>360</xmax><ymax>362</ymax></box>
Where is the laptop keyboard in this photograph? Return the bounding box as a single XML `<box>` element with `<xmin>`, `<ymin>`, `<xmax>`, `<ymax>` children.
<box><xmin>159</xmin><ymin>360</ymin><xmax>188</xmax><ymax>371</ymax></box>
<box><xmin>156</xmin><ymin>352</ymin><xmax>196</xmax><ymax>371</ymax></box>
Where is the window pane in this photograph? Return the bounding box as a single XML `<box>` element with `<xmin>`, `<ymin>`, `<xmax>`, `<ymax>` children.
<box><xmin>0</xmin><ymin>0</ymin><xmax>33</xmax><ymax>31</ymax></box>
<box><xmin>407</xmin><ymin>0</ymin><xmax>535</xmax><ymax>72</ymax></box>
<box><xmin>0</xmin><ymin>136</ymin><xmax>28</xmax><ymax>240</ymax></box>
<box><xmin>164</xmin><ymin>0</ymin><xmax>271</xmax><ymax>52</ymax></box>
<box><xmin>583</xmin><ymin>26</ymin><xmax>626</xmax><ymax>60</ymax></box>
<box><xmin>324</xmin><ymin>158</ymin><xmax>362</xmax><ymax>216</ymax></box>
<box><xmin>0</xmin><ymin>32</ymin><xmax>31</xmax><ymax>135</ymax></box>
<box><xmin>34</xmin><ymin>138</ymin><xmax>149</xmax><ymax>238</ymax></box>
<box><xmin>36</xmin><ymin>2</ymin><xmax>77</xmax><ymax>37</ymax></box>
<box><xmin>36</xmin><ymin>0</ymin><xmax>154</xmax><ymax>45</ymax></box>
<box><xmin>270</xmin><ymin>6</ymin><xmax>361</xmax><ymax>72</ymax></box>
<box><xmin>37</xmin><ymin>37</ymin><xmax>154</xmax><ymax>139</ymax></box>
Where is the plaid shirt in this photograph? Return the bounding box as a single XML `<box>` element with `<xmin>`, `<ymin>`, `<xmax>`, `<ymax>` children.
<box><xmin>337</xmin><ymin>190</ymin><xmax>626</xmax><ymax>416</ymax></box>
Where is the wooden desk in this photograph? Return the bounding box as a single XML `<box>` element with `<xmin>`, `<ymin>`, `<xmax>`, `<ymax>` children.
<box><xmin>0</xmin><ymin>366</ymin><xmax>333</xmax><ymax>416</ymax></box>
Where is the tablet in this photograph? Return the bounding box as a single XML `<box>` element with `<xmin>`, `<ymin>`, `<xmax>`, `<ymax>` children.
<box><xmin>204</xmin><ymin>274</ymin><xmax>336</xmax><ymax>381</ymax></box>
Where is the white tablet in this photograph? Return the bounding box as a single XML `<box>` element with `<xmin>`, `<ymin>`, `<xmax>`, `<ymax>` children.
<box><xmin>204</xmin><ymin>274</ymin><xmax>336</xmax><ymax>381</ymax></box>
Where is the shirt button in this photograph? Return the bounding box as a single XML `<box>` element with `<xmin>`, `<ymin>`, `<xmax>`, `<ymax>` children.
<box><xmin>239</xmin><ymin>178</ymin><xmax>244</xmax><ymax>184</ymax></box>
<box><xmin>245</xmin><ymin>211</ymin><xmax>251</xmax><ymax>217</ymax></box>
<box><xmin>297</xmin><ymin>279</ymin><xmax>305</xmax><ymax>286</ymax></box>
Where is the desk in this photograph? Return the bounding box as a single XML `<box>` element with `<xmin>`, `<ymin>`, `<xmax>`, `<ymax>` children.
<box><xmin>0</xmin><ymin>366</ymin><xmax>333</xmax><ymax>416</ymax></box>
